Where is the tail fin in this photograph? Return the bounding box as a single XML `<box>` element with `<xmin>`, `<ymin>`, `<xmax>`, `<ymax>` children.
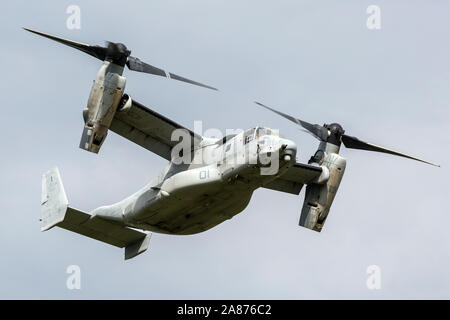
<box><xmin>40</xmin><ymin>167</ymin><xmax>151</xmax><ymax>259</ymax></box>
<box><xmin>41</xmin><ymin>168</ymin><xmax>68</xmax><ymax>231</ymax></box>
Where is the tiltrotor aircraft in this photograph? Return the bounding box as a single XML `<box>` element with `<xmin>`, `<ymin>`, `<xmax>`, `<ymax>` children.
<box><xmin>26</xmin><ymin>28</ymin><xmax>439</xmax><ymax>260</ymax></box>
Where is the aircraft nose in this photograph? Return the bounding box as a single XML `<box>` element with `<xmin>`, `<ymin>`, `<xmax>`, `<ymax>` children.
<box><xmin>280</xmin><ymin>139</ymin><xmax>297</xmax><ymax>162</ymax></box>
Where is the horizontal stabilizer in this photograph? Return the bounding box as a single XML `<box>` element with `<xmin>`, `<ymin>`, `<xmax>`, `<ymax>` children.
<box><xmin>41</xmin><ymin>168</ymin><xmax>151</xmax><ymax>259</ymax></box>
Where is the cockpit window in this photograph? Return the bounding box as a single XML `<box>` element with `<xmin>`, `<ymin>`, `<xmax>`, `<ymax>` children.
<box><xmin>244</xmin><ymin>127</ymin><xmax>283</xmax><ymax>144</ymax></box>
<box><xmin>258</xmin><ymin>127</ymin><xmax>283</xmax><ymax>138</ymax></box>
<box><xmin>244</xmin><ymin>128</ymin><xmax>255</xmax><ymax>144</ymax></box>
<box><xmin>256</xmin><ymin>127</ymin><xmax>272</xmax><ymax>138</ymax></box>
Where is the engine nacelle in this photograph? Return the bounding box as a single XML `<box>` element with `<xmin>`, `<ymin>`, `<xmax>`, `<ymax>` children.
<box><xmin>299</xmin><ymin>152</ymin><xmax>346</xmax><ymax>232</ymax></box>
<box><xmin>80</xmin><ymin>61</ymin><xmax>126</xmax><ymax>153</ymax></box>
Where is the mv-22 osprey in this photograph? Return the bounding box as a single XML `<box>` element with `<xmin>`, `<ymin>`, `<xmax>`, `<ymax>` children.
<box><xmin>26</xmin><ymin>29</ymin><xmax>439</xmax><ymax>260</ymax></box>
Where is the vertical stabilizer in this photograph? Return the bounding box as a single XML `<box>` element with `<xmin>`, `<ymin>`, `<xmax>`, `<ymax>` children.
<box><xmin>41</xmin><ymin>167</ymin><xmax>68</xmax><ymax>231</ymax></box>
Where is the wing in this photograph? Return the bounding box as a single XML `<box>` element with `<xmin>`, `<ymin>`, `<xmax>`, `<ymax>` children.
<box><xmin>109</xmin><ymin>95</ymin><xmax>202</xmax><ymax>160</ymax></box>
<box><xmin>262</xmin><ymin>163</ymin><xmax>322</xmax><ymax>195</ymax></box>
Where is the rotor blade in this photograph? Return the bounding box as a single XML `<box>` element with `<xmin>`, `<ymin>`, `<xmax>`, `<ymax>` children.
<box><xmin>341</xmin><ymin>135</ymin><xmax>440</xmax><ymax>167</ymax></box>
<box><xmin>23</xmin><ymin>28</ymin><xmax>107</xmax><ymax>60</ymax></box>
<box><xmin>126</xmin><ymin>56</ymin><xmax>218</xmax><ymax>91</ymax></box>
<box><xmin>297</xmin><ymin>127</ymin><xmax>320</xmax><ymax>140</ymax></box>
<box><xmin>254</xmin><ymin>101</ymin><xmax>328</xmax><ymax>141</ymax></box>
<box><xmin>23</xmin><ymin>28</ymin><xmax>107</xmax><ymax>61</ymax></box>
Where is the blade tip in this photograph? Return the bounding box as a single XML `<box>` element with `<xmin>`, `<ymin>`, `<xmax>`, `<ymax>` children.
<box><xmin>23</xmin><ymin>27</ymin><xmax>38</xmax><ymax>33</ymax></box>
<box><xmin>425</xmin><ymin>161</ymin><xmax>440</xmax><ymax>167</ymax></box>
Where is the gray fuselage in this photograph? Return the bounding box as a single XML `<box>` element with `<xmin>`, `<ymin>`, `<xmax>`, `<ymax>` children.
<box><xmin>91</xmin><ymin>127</ymin><xmax>297</xmax><ymax>235</ymax></box>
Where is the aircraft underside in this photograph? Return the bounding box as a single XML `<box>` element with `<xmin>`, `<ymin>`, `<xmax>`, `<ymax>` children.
<box><xmin>128</xmin><ymin>166</ymin><xmax>268</xmax><ymax>235</ymax></box>
<box><xmin>133</xmin><ymin>185</ymin><xmax>255</xmax><ymax>235</ymax></box>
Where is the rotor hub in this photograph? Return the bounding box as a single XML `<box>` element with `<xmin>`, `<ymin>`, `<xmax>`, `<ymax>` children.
<box><xmin>105</xmin><ymin>42</ymin><xmax>131</xmax><ymax>66</ymax></box>
<box><xmin>325</xmin><ymin>123</ymin><xmax>345</xmax><ymax>146</ymax></box>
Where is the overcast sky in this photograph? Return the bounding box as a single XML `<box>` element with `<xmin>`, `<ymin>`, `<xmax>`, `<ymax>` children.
<box><xmin>0</xmin><ymin>0</ymin><xmax>449</xmax><ymax>299</ymax></box>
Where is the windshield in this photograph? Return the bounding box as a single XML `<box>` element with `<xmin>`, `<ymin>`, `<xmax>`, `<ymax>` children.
<box><xmin>256</xmin><ymin>127</ymin><xmax>282</xmax><ymax>138</ymax></box>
